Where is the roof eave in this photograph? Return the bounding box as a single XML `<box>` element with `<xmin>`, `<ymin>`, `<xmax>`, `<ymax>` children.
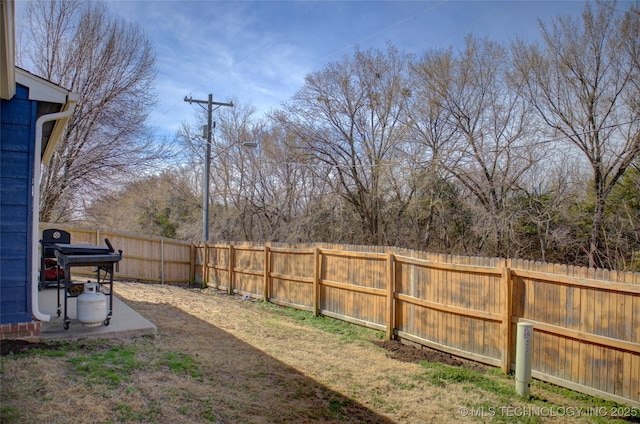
<box><xmin>15</xmin><ymin>68</ymin><xmax>69</xmax><ymax>104</ymax></box>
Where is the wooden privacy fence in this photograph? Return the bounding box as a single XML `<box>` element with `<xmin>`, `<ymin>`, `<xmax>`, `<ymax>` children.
<box><xmin>198</xmin><ymin>243</ymin><xmax>640</xmax><ymax>408</ymax></box>
<box><xmin>38</xmin><ymin>225</ymin><xmax>639</xmax><ymax>407</ymax></box>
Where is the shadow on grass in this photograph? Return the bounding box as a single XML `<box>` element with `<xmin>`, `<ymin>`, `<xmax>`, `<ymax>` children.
<box><xmin>118</xmin><ymin>297</ymin><xmax>395</xmax><ymax>424</ymax></box>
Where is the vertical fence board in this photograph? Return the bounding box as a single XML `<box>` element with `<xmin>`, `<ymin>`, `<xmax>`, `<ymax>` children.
<box><xmin>501</xmin><ymin>266</ymin><xmax>512</xmax><ymax>373</ymax></box>
<box><xmin>314</xmin><ymin>248</ymin><xmax>320</xmax><ymax>316</ymax></box>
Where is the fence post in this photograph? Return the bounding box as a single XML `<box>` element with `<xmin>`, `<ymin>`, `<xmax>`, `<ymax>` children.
<box><xmin>501</xmin><ymin>265</ymin><xmax>513</xmax><ymax>373</ymax></box>
<box><xmin>160</xmin><ymin>238</ymin><xmax>165</xmax><ymax>285</ymax></box>
<box><xmin>386</xmin><ymin>252</ymin><xmax>396</xmax><ymax>340</ymax></box>
<box><xmin>202</xmin><ymin>243</ymin><xmax>208</xmax><ymax>288</ymax></box>
<box><xmin>190</xmin><ymin>244</ymin><xmax>195</xmax><ymax>286</ymax></box>
<box><xmin>228</xmin><ymin>244</ymin><xmax>234</xmax><ymax>295</ymax></box>
<box><xmin>264</xmin><ymin>244</ymin><xmax>270</xmax><ymax>302</ymax></box>
<box><xmin>313</xmin><ymin>247</ymin><xmax>320</xmax><ymax>317</ymax></box>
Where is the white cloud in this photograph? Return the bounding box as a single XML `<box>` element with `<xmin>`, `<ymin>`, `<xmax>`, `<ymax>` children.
<box><xmin>19</xmin><ymin>0</ymin><xmax>602</xmax><ymax>139</ymax></box>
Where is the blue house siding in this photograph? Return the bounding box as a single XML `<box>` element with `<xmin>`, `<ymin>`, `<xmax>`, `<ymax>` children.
<box><xmin>0</xmin><ymin>84</ymin><xmax>35</xmax><ymax>324</ymax></box>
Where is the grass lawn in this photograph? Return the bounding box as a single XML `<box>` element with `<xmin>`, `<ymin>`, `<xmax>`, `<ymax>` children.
<box><xmin>1</xmin><ymin>282</ymin><xmax>638</xmax><ymax>423</ymax></box>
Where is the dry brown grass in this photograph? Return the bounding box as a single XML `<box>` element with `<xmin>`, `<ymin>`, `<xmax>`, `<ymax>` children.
<box><xmin>1</xmin><ymin>282</ymin><xmax>634</xmax><ymax>423</ymax></box>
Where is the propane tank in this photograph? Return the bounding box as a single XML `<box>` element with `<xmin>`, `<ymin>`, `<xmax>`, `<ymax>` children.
<box><xmin>77</xmin><ymin>282</ymin><xmax>107</xmax><ymax>326</ymax></box>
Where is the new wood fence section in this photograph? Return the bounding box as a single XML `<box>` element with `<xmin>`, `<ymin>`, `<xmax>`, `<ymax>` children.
<box><xmin>39</xmin><ymin>225</ymin><xmax>640</xmax><ymax>407</ymax></box>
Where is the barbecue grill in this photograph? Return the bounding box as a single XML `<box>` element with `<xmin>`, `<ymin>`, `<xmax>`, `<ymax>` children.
<box><xmin>54</xmin><ymin>238</ymin><xmax>122</xmax><ymax>330</ymax></box>
<box><xmin>39</xmin><ymin>229</ymin><xmax>70</xmax><ymax>290</ymax></box>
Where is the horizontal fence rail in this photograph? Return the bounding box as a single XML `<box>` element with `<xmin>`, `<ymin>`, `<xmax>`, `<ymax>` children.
<box><xmin>38</xmin><ymin>224</ymin><xmax>640</xmax><ymax>407</ymax></box>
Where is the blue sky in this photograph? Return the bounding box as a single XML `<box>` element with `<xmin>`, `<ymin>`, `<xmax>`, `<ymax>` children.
<box><xmin>16</xmin><ymin>0</ymin><xmax>610</xmax><ymax>140</ymax></box>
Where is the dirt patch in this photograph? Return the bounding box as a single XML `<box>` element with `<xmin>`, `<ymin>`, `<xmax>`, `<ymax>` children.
<box><xmin>0</xmin><ymin>339</ymin><xmax>65</xmax><ymax>356</ymax></box>
<box><xmin>373</xmin><ymin>339</ymin><xmax>488</xmax><ymax>372</ymax></box>
<box><xmin>374</xmin><ymin>339</ymin><xmax>462</xmax><ymax>365</ymax></box>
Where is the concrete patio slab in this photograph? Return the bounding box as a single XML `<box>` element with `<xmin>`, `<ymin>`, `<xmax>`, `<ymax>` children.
<box><xmin>38</xmin><ymin>285</ymin><xmax>157</xmax><ymax>341</ymax></box>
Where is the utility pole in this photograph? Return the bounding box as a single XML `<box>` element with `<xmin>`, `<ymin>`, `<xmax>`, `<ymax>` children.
<box><xmin>184</xmin><ymin>94</ymin><xmax>234</xmax><ymax>242</ymax></box>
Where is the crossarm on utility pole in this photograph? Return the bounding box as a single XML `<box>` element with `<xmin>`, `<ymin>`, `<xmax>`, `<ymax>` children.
<box><xmin>184</xmin><ymin>96</ymin><xmax>234</xmax><ymax>108</ymax></box>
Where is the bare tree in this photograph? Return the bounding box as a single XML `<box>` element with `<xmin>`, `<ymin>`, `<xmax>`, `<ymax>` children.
<box><xmin>177</xmin><ymin>108</ymin><xmax>342</xmax><ymax>243</ymax></box>
<box><xmin>512</xmin><ymin>0</ymin><xmax>640</xmax><ymax>268</ymax></box>
<box><xmin>405</xmin><ymin>55</ymin><xmax>463</xmax><ymax>251</ymax></box>
<box><xmin>19</xmin><ymin>0</ymin><xmax>162</xmax><ymax>221</ymax></box>
<box><xmin>508</xmin><ymin>157</ymin><xmax>586</xmax><ymax>263</ymax></box>
<box><xmin>275</xmin><ymin>45</ymin><xmax>413</xmax><ymax>244</ymax></box>
<box><xmin>412</xmin><ymin>36</ymin><xmax>542</xmax><ymax>257</ymax></box>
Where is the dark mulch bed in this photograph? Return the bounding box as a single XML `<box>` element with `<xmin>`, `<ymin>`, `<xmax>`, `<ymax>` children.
<box><xmin>1</xmin><ymin>339</ymin><xmax>65</xmax><ymax>356</ymax></box>
<box><xmin>374</xmin><ymin>339</ymin><xmax>488</xmax><ymax>372</ymax></box>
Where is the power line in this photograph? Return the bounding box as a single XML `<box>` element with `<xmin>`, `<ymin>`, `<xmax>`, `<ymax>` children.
<box><xmin>150</xmin><ymin>0</ymin><xmax>564</xmax><ymax>135</ymax></box>
<box><xmin>148</xmin><ymin>2</ymin><xmax>451</xmax><ymax>130</ymax></box>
